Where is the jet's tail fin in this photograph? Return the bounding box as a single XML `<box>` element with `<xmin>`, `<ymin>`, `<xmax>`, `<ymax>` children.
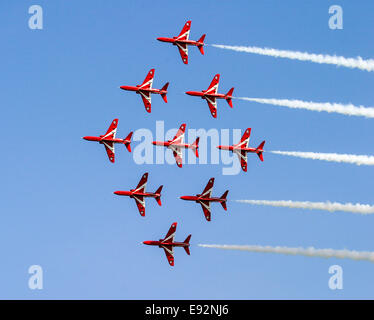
<box><xmin>124</xmin><ymin>131</ymin><xmax>133</xmax><ymax>152</ymax></box>
<box><xmin>191</xmin><ymin>137</ymin><xmax>200</xmax><ymax>158</ymax></box>
<box><xmin>197</xmin><ymin>34</ymin><xmax>206</xmax><ymax>55</ymax></box>
<box><xmin>155</xmin><ymin>185</ymin><xmax>163</xmax><ymax>206</ymax></box>
<box><xmin>161</xmin><ymin>82</ymin><xmax>169</xmax><ymax>103</ymax></box>
<box><xmin>256</xmin><ymin>140</ymin><xmax>265</xmax><ymax>162</ymax></box>
<box><xmin>183</xmin><ymin>235</ymin><xmax>192</xmax><ymax>255</ymax></box>
<box><xmin>225</xmin><ymin>88</ymin><xmax>234</xmax><ymax>108</ymax></box>
<box><xmin>220</xmin><ymin>190</ymin><xmax>229</xmax><ymax>210</ymax></box>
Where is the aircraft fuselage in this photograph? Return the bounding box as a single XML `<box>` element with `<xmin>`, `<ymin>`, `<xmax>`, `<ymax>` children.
<box><xmin>83</xmin><ymin>136</ymin><xmax>127</xmax><ymax>144</ymax></box>
<box><xmin>143</xmin><ymin>240</ymin><xmax>189</xmax><ymax>248</ymax></box>
<box><xmin>152</xmin><ymin>141</ymin><xmax>195</xmax><ymax>149</ymax></box>
<box><xmin>113</xmin><ymin>190</ymin><xmax>160</xmax><ymax>199</ymax></box>
<box><xmin>119</xmin><ymin>85</ymin><xmax>166</xmax><ymax>95</ymax></box>
<box><xmin>157</xmin><ymin>37</ymin><xmax>202</xmax><ymax>47</ymax></box>
<box><xmin>185</xmin><ymin>91</ymin><xmax>228</xmax><ymax>100</ymax></box>
<box><xmin>217</xmin><ymin>145</ymin><xmax>259</xmax><ymax>153</ymax></box>
<box><xmin>180</xmin><ymin>195</ymin><xmax>226</xmax><ymax>203</ymax></box>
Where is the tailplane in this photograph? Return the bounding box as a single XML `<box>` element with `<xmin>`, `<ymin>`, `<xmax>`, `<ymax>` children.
<box><xmin>197</xmin><ymin>34</ymin><xmax>206</xmax><ymax>55</ymax></box>
<box><xmin>257</xmin><ymin>152</ymin><xmax>264</xmax><ymax>162</ymax></box>
<box><xmin>225</xmin><ymin>88</ymin><xmax>234</xmax><ymax>108</ymax></box>
<box><xmin>191</xmin><ymin>137</ymin><xmax>200</xmax><ymax>158</ymax></box>
<box><xmin>183</xmin><ymin>235</ymin><xmax>192</xmax><ymax>255</ymax></box>
<box><xmin>155</xmin><ymin>185</ymin><xmax>163</xmax><ymax>206</ymax></box>
<box><xmin>124</xmin><ymin>131</ymin><xmax>133</xmax><ymax>152</ymax></box>
<box><xmin>161</xmin><ymin>82</ymin><xmax>169</xmax><ymax>103</ymax></box>
<box><xmin>220</xmin><ymin>190</ymin><xmax>229</xmax><ymax>210</ymax></box>
<box><xmin>256</xmin><ymin>141</ymin><xmax>265</xmax><ymax>162</ymax></box>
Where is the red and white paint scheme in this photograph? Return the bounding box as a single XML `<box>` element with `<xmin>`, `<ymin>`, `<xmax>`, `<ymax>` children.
<box><xmin>82</xmin><ymin>119</ymin><xmax>132</xmax><ymax>163</ymax></box>
<box><xmin>180</xmin><ymin>178</ymin><xmax>229</xmax><ymax>222</ymax></box>
<box><xmin>217</xmin><ymin>128</ymin><xmax>265</xmax><ymax>172</ymax></box>
<box><xmin>143</xmin><ymin>222</ymin><xmax>191</xmax><ymax>266</ymax></box>
<box><xmin>157</xmin><ymin>20</ymin><xmax>205</xmax><ymax>64</ymax></box>
<box><xmin>113</xmin><ymin>173</ymin><xmax>162</xmax><ymax>217</ymax></box>
<box><xmin>185</xmin><ymin>74</ymin><xmax>234</xmax><ymax>118</ymax></box>
<box><xmin>152</xmin><ymin>123</ymin><xmax>199</xmax><ymax>168</ymax></box>
<box><xmin>119</xmin><ymin>69</ymin><xmax>169</xmax><ymax>113</ymax></box>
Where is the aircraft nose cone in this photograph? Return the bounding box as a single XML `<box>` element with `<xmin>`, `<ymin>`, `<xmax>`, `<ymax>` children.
<box><xmin>151</xmin><ymin>141</ymin><xmax>156</xmax><ymax>145</ymax></box>
<box><xmin>113</xmin><ymin>191</ymin><xmax>120</xmax><ymax>195</ymax></box>
<box><xmin>143</xmin><ymin>241</ymin><xmax>151</xmax><ymax>245</ymax></box>
<box><xmin>180</xmin><ymin>196</ymin><xmax>187</xmax><ymax>200</ymax></box>
<box><xmin>157</xmin><ymin>37</ymin><xmax>169</xmax><ymax>42</ymax></box>
<box><xmin>185</xmin><ymin>91</ymin><xmax>192</xmax><ymax>95</ymax></box>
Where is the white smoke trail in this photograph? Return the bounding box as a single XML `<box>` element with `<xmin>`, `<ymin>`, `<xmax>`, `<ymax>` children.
<box><xmin>198</xmin><ymin>244</ymin><xmax>374</xmax><ymax>263</ymax></box>
<box><xmin>235</xmin><ymin>200</ymin><xmax>374</xmax><ymax>215</ymax></box>
<box><xmin>211</xmin><ymin>44</ymin><xmax>374</xmax><ymax>72</ymax></box>
<box><xmin>270</xmin><ymin>150</ymin><xmax>374</xmax><ymax>166</ymax></box>
<box><xmin>237</xmin><ymin>97</ymin><xmax>374</xmax><ymax>119</ymax></box>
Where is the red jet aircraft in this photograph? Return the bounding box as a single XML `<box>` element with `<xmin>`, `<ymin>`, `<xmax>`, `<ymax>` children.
<box><xmin>217</xmin><ymin>128</ymin><xmax>265</xmax><ymax>172</ymax></box>
<box><xmin>152</xmin><ymin>123</ymin><xmax>199</xmax><ymax>168</ymax></box>
<box><xmin>119</xmin><ymin>69</ymin><xmax>169</xmax><ymax>113</ymax></box>
<box><xmin>113</xmin><ymin>173</ymin><xmax>162</xmax><ymax>217</ymax></box>
<box><xmin>180</xmin><ymin>178</ymin><xmax>229</xmax><ymax>221</ymax></box>
<box><xmin>185</xmin><ymin>74</ymin><xmax>234</xmax><ymax>118</ymax></box>
<box><xmin>157</xmin><ymin>20</ymin><xmax>205</xmax><ymax>64</ymax></box>
<box><xmin>82</xmin><ymin>119</ymin><xmax>132</xmax><ymax>163</ymax></box>
<box><xmin>143</xmin><ymin>222</ymin><xmax>191</xmax><ymax>266</ymax></box>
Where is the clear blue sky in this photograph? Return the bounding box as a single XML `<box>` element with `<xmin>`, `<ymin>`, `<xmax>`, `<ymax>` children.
<box><xmin>1</xmin><ymin>0</ymin><xmax>374</xmax><ymax>299</ymax></box>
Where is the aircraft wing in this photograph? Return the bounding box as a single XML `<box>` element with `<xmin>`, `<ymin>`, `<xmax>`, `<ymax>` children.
<box><xmin>235</xmin><ymin>150</ymin><xmax>248</xmax><ymax>172</ymax></box>
<box><xmin>172</xmin><ymin>149</ymin><xmax>183</xmax><ymax>168</ymax></box>
<box><xmin>102</xmin><ymin>141</ymin><xmax>115</xmax><ymax>163</ymax></box>
<box><xmin>135</xmin><ymin>173</ymin><xmax>148</xmax><ymax>193</ymax></box>
<box><xmin>139</xmin><ymin>90</ymin><xmax>152</xmax><ymax>113</ymax></box>
<box><xmin>236</xmin><ymin>128</ymin><xmax>251</xmax><ymax>149</ymax></box>
<box><xmin>205</xmin><ymin>96</ymin><xmax>217</xmax><ymax>118</ymax></box>
<box><xmin>139</xmin><ymin>69</ymin><xmax>154</xmax><ymax>89</ymax></box>
<box><xmin>176</xmin><ymin>42</ymin><xmax>188</xmax><ymax>64</ymax></box>
<box><xmin>171</xmin><ymin>123</ymin><xmax>186</xmax><ymax>144</ymax></box>
<box><xmin>201</xmin><ymin>178</ymin><xmax>214</xmax><ymax>198</ymax></box>
<box><xmin>133</xmin><ymin>195</ymin><xmax>145</xmax><ymax>216</ymax></box>
<box><xmin>199</xmin><ymin>200</ymin><xmax>211</xmax><ymax>221</ymax></box>
<box><xmin>102</xmin><ymin>119</ymin><xmax>118</xmax><ymax>139</ymax></box>
<box><xmin>163</xmin><ymin>222</ymin><xmax>177</xmax><ymax>242</ymax></box>
<box><xmin>162</xmin><ymin>245</ymin><xmax>174</xmax><ymax>266</ymax></box>
<box><xmin>205</xmin><ymin>74</ymin><xmax>220</xmax><ymax>94</ymax></box>
<box><xmin>176</xmin><ymin>20</ymin><xmax>191</xmax><ymax>41</ymax></box>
